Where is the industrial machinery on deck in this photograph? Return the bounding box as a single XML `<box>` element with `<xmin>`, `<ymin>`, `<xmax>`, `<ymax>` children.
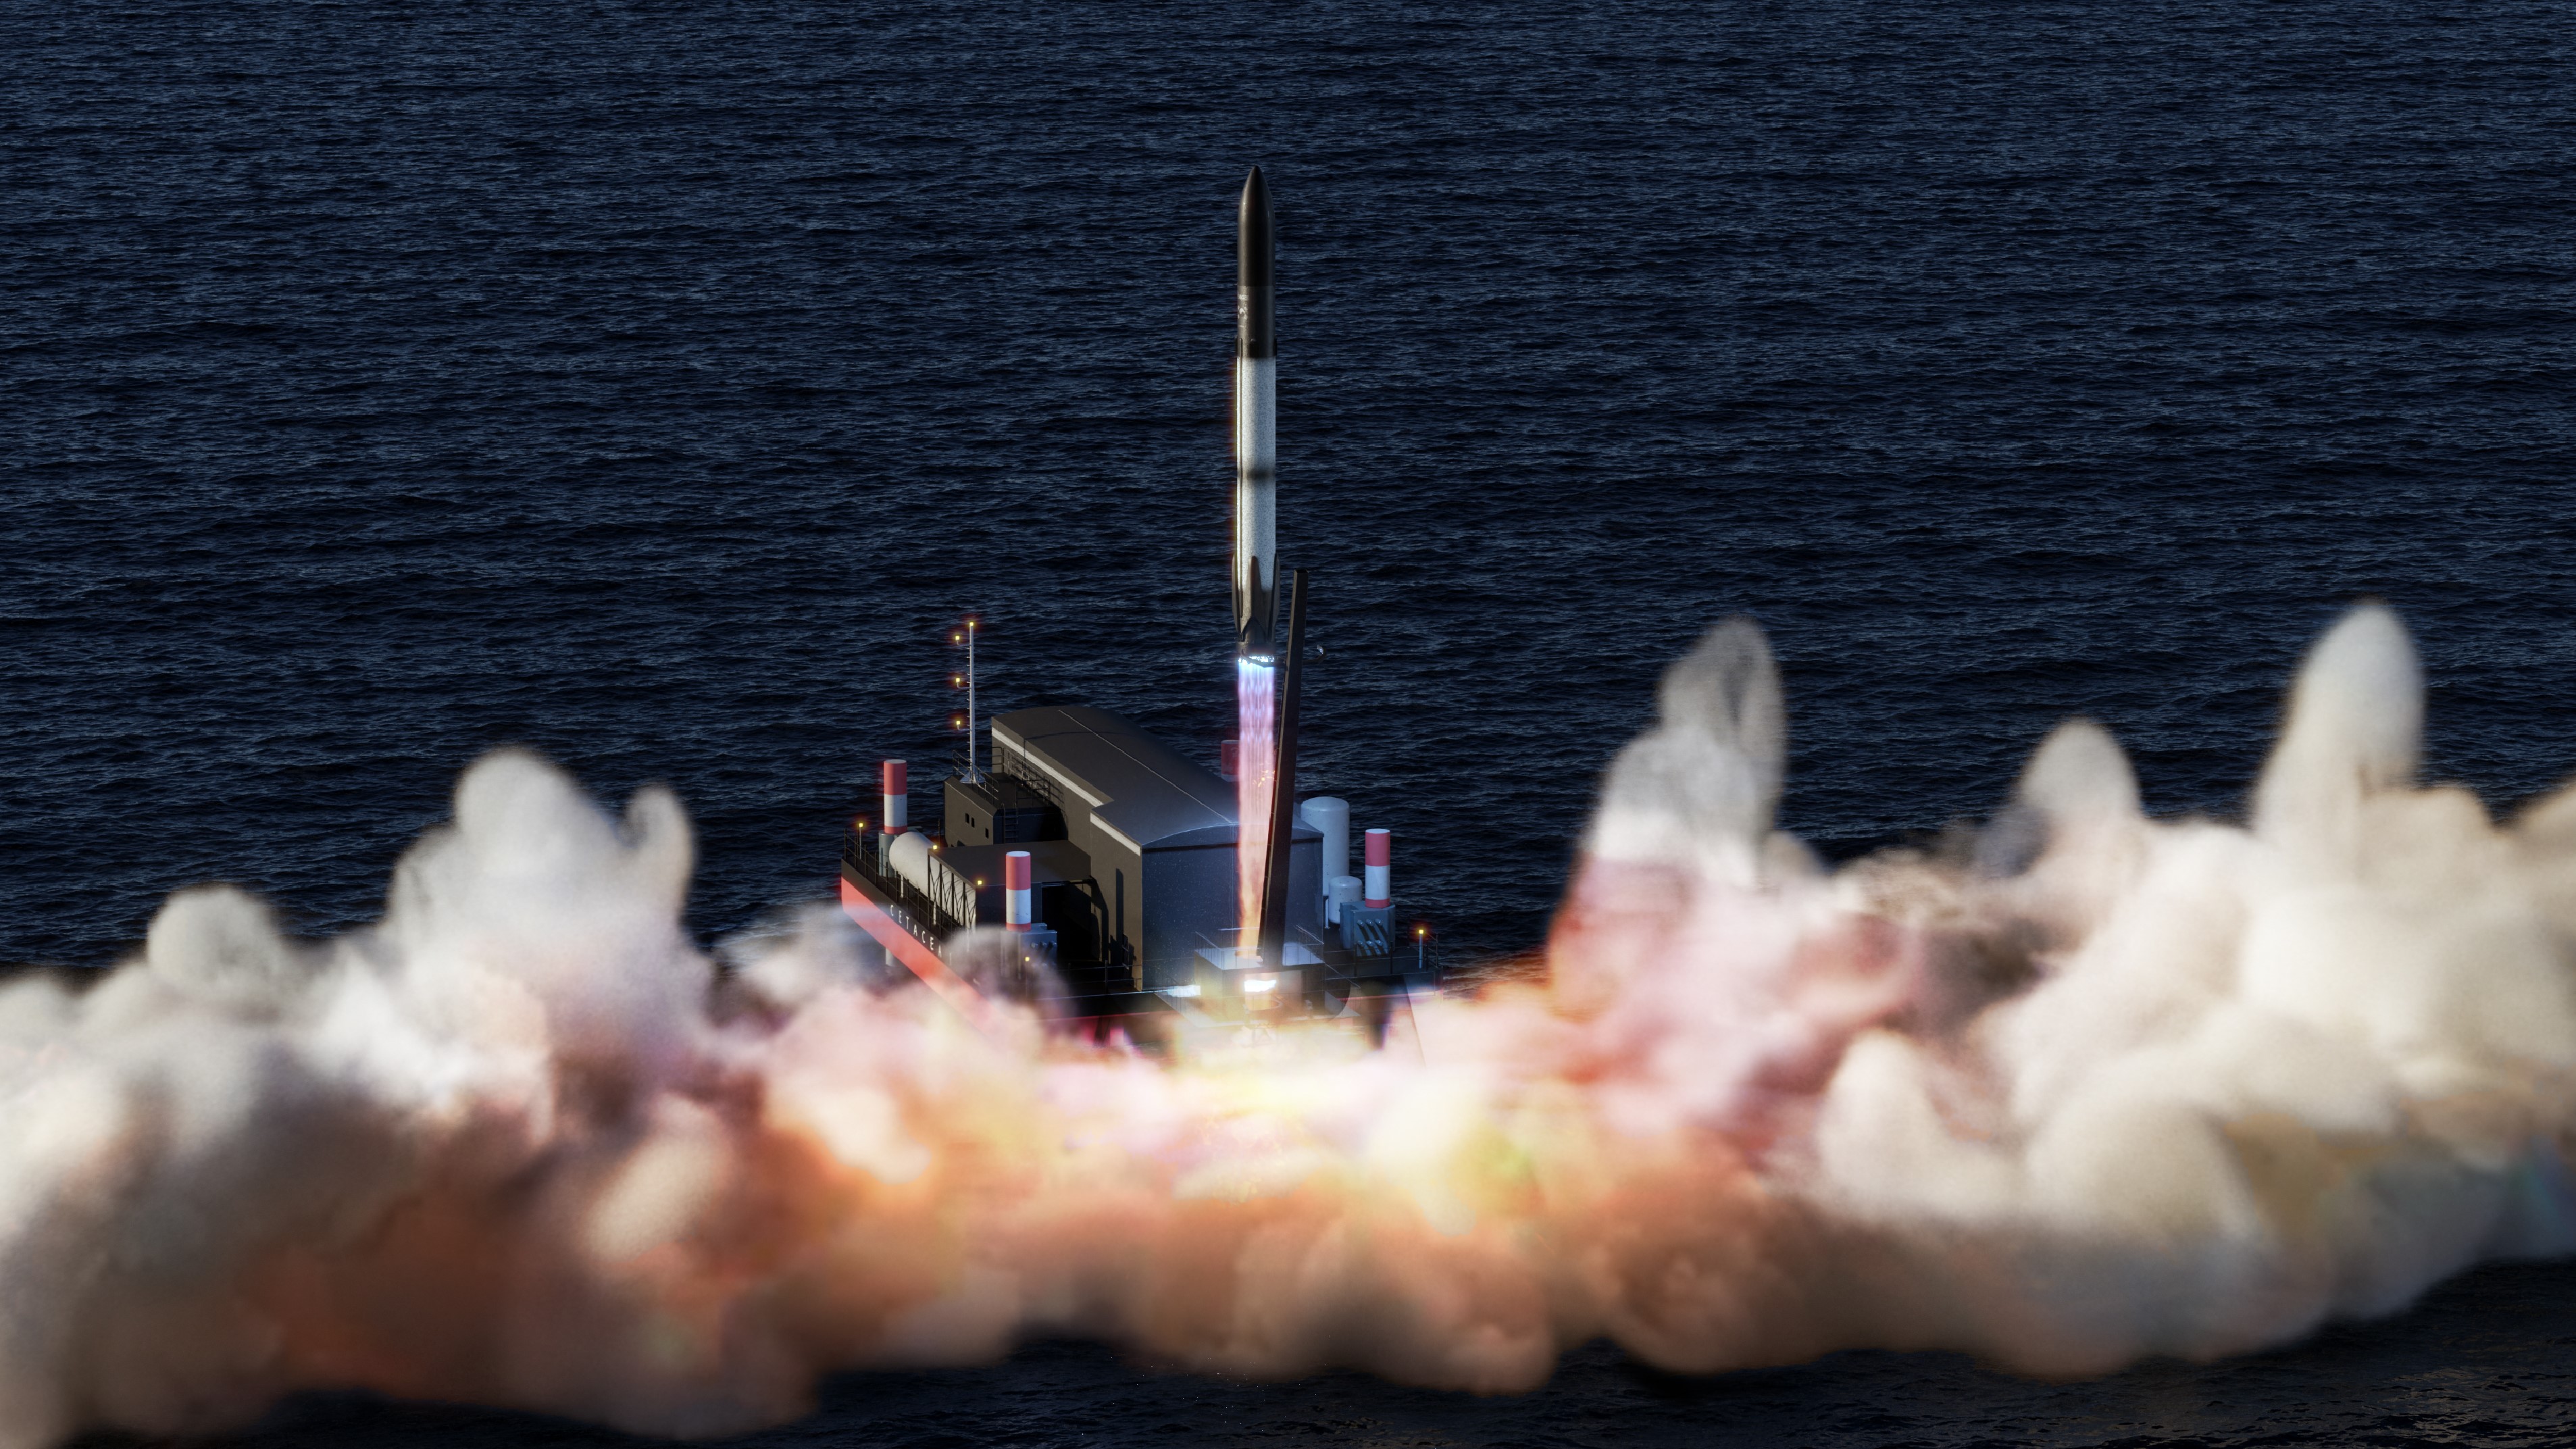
<box><xmin>839</xmin><ymin>708</ymin><xmax>1420</xmax><ymax>1027</ymax></box>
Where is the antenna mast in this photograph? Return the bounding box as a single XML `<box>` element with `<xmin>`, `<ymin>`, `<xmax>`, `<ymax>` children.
<box><xmin>953</xmin><ymin>617</ymin><xmax>982</xmax><ymax>782</ymax></box>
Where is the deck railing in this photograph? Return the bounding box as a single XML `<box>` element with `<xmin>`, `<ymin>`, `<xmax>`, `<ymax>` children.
<box><xmin>842</xmin><ymin>830</ymin><xmax>978</xmax><ymax>942</ymax></box>
<box><xmin>994</xmin><ymin>749</ymin><xmax>1063</xmax><ymax>808</ymax></box>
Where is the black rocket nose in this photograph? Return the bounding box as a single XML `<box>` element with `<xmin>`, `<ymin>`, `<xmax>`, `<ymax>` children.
<box><xmin>1238</xmin><ymin>167</ymin><xmax>1274</xmax><ymax>289</ymax></box>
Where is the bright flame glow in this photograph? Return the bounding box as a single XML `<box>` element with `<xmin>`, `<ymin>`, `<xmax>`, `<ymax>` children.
<box><xmin>1236</xmin><ymin>656</ymin><xmax>1278</xmax><ymax>950</ymax></box>
<box><xmin>13</xmin><ymin>607</ymin><xmax>2576</xmax><ymax>1444</ymax></box>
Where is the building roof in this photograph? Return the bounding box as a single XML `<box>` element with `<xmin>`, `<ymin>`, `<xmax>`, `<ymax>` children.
<box><xmin>990</xmin><ymin>705</ymin><xmax>1236</xmax><ymax>853</ymax></box>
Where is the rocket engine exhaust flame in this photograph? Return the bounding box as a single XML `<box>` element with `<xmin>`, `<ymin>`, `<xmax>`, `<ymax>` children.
<box><xmin>1236</xmin><ymin>657</ymin><xmax>1278</xmax><ymax>952</ymax></box>
<box><xmin>10</xmin><ymin>605</ymin><xmax>2576</xmax><ymax>1444</ymax></box>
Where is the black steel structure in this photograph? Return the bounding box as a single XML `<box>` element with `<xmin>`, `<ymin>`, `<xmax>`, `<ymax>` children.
<box><xmin>1256</xmin><ymin>568</ymin><xmax>1308</xmax><ymax>972</ymax></box>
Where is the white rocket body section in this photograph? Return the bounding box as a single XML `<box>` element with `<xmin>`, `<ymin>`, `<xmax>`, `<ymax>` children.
<box><xmin>1233</xmin><ymin>166</ymin><xmax>1278</xmax><ymax>661</ymax></box>
<box><xmin>1234</xmin><ymin>353</ymin><xmax>1276</xmax><ymax>657</ymax></box>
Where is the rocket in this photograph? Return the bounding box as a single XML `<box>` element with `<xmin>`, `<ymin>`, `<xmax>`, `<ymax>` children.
<box><xmin>1234</xmin><ymin>167</ymin><xmax>1277</xmax><ymax>661</ymax></box>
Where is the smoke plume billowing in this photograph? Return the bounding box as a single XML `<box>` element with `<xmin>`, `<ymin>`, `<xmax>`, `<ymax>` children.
<box><xmin>5</xmin><ymin>605</ymin><xmax>2575</xmax><ymax>1444</ymax></box>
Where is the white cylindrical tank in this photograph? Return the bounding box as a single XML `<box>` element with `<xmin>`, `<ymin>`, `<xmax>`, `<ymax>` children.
<box><xmin>1301</xmin><ymin>796</ymin><xmax>1349</xmax><ymax>898</ymax></box>
<box><xmin>888</xmin><ymin>830</ymin><xmax>932</xmax><ymax>893</ymax></box>
<box><xmin>1363</xmin><ymin>828</ymin><xmax>1392</xmax><ymax>908</ymax></box>
<box><xmin>1328</xmin><ymin>875</ymin><xmax>1363</xmax><ymax>925</ymax></box>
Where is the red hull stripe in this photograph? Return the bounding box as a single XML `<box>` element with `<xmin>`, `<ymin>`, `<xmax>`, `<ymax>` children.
<box><xmin>838</xmin><ymin>876</ymin><xmax>989</xmax><ymax>1018</ymax></box>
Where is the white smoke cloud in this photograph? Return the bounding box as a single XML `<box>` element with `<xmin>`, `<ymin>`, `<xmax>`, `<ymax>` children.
<box><xmin>1</xmin><ymin>605</ymin><xmax>2573</xmax><ymax>1445</ymax></box>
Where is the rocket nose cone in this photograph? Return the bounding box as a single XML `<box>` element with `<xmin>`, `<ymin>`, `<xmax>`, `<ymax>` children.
<box><xmin>1238</xmin><ymin>168</ymin><xmax>1274</xmax><ymax>288</ymax></box>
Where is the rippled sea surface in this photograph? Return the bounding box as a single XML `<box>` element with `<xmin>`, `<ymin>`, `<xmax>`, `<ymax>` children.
<box><xmin>10</xmin><ymin>0</ymin><xmax>2575</xmax><ymax>1443</ymax></box>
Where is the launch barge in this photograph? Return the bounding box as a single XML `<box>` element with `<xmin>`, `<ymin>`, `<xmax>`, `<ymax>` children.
<box><xmin>836</xmin><ymin>170</ymin><xmax>1434</xmax><ymax>1035</ymax></box>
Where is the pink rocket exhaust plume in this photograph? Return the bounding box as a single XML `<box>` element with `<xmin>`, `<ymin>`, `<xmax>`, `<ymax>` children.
<box><xmin>8</xmin><ymin>604</ymin><xmax>2576</xmax><ymax>1446</ymax></box>
<box><xmin>1236</xmin><ymin>657</ymin><xmax>1278</xmax><ymax>949</ymax></box>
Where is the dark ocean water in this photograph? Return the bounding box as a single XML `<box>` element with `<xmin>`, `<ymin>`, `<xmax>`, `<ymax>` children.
<box><xmin>8</xmin><ymin>0</ymin><xmax>2575</xmax><ymax>1444</ymax></box>
<box><xmin>138</xmin><ymin>1257</ymin><xmax>2576</xmax><ymax>1448</ymax></box>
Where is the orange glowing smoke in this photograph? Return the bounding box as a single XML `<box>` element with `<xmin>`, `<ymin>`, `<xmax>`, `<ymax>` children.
<box><xmin>11</xmin><ymin>605</ymin><xmax>2576</xmax><ymax>1448</ymax></box>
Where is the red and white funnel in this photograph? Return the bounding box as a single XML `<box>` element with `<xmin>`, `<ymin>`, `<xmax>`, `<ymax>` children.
<box><xmin>1005</xmin><ymin>849</ymin><xmax>1033</xmax><ymax>930</ymax></box>
<box><xmin>880</xmin><ymin>759</ymin><xmax>909</xmax><ymax>835</ymax></box>
<box><xmin>1364</xmin><ymin>828</ymin><xmax>1392</xmax><ymax>908</ymax></box>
